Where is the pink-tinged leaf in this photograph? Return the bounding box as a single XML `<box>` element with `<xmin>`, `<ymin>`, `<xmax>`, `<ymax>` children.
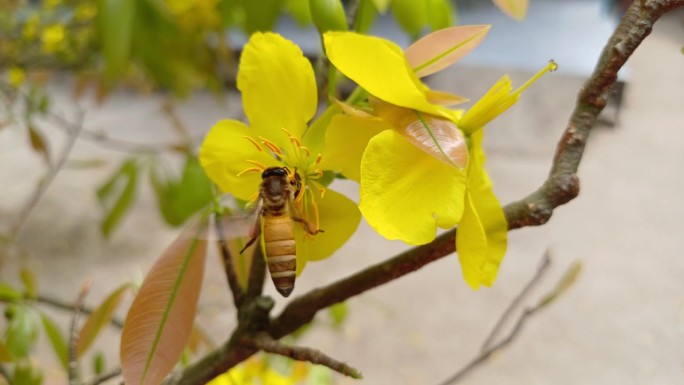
<box><xmin>120</xmin><ymin>222</ymin><xmax>208</xmax><ymax>385</ymax></box>
<box><xmin>370</xmin><ymin>98</ymin><xmax>468</xmax><ymax>169</ymax></box>
<box><xmin>492</xmin><ymin>0</ymin><xmax>528</xmax><ymax>21</ymax></box>
<box><xmin>405</xmin><ymin>25</ymin><xmax>491</xmax><ymax>78</ymax></box>
<box><xmin>425</xmin><ymin>90</ymin><xmax>469</xmax><ymax>106</ymax></box>
<box><xmin>77</xmin><ymin>284</ymin><xmax>131</xmax><ymax>357</ymax></box>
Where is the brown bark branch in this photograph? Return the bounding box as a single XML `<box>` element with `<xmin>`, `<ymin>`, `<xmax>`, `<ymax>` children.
<box><xmin>214</xmin><ymin>214</ymin><xmax>246</xmax><ymax>307</ymax></box>
<box><xmin>242</xmin><ymin>333</ymin><xmax>362</xmax><ymax>379</ymax></box>
<box><xmin>168</xmin><ymin>1</ymin><xmax>684</xmax><ymax>383</ymax></box>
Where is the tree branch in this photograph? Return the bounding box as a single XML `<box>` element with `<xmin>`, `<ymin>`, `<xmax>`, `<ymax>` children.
<box><xmin>69</xmin><ymin>281</ymin><xmax>91</xmax><ymax>385</ymax></box>
<box><xmin>168</xmin><ymin>1</ymin><xmax>684</xmax><ymax>383</ymax></box>
<box><xmin>214</xmin><ymin>214</ymin><xmax>245</xmax><ymax>307</ymax></box>
<box><xmin>84</xmin><ymin>368</ymin><xmax>122</xmax><ymax>385</ymax></box>
<box><xmin>242</xmin><ymin>333</ymin><xmax>362</xmax><ymax>379</ymax></box>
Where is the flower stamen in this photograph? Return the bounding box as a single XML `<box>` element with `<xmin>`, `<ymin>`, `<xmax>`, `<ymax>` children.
<box><xmin>242</xmin><ymin>136</ymin><xmax>263</xmax><ymax>151</ymax></box>
<box><xmin>236</xmin><ymin>167</ymin><xmax>263</xmax><ymax>177</ymax></box>
<box><xmin>315</xmin><ymin>153</ymin><xmax>323</xmax><ymax>164</ymax></box>
<box><xmin>514</xmin><ymin>60</ymin><xmax>558</xmax><ymax>96</ymax></box>
<box><xmin>259</xmin><ymin>137</ymin><xmax>283</xmax><ymax>155</ymax></box>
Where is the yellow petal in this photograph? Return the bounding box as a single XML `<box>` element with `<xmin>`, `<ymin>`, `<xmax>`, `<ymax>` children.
<box><xmin>238</xmin><ymin>32</ymin><xmax>317</xmax><ymax>148</ymax></box>
<box><xmin>425</xmin><ymin>89</ymin><xmax>469</xmax><ymax>107</ymax></box>
<box><xmin>457</xmin><ymin>129</ymin><xmax>508</xmax><ymax>289</ymax></box>
<box><xmin>296</xmin><ymin>188</ymin><xmax>361</xmax><ymax>269</ymax></box>
<box><xmin>456</xmin><ymin>193</ymin><xmax>488</xmax><ymax>290</ymax></box>
<box><xmin>323</xmin><ymin>31</ymin><xmax>448</xmax><ymax>118</ymax></box>
<box><xmin>319</xmin><ymin>114</ymin><xmax>390</xmax><ymax>181</ymax></box>
<box><xmin>493</xmin><ymin>0</ymin><xmax>528</xmax><ymax>21</ymax></box>
<box><xmin>360</xmin><ymin>130</ymin><xmax>467</xmax><ymax>245</ymax></box>
<box><xmin>199</xmin><ymin>120</ymin><xmax>279</xmax><ymax>200</ymax></box>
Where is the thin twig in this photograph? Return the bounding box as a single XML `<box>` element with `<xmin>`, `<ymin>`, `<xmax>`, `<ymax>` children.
<box><xmin>437</xmin><ymin>257</ymin><xmax>581</xmax><ymax>385</ymax></box>
<box><xmin>69</xmin><ymin>280</ymin><xmax>92</xmax><ymax>385</ymax></box>
<box><xmin>10</xmin><ymin>109</ymin><xmax>84</xmax><ymax>239</ymax></box>
<box><xmin>480</xmin><ymin>251</ymin><xmax>552</xmax><ymax>352</ymax></box>
<box><xmin>214</xmin><ymin>214</ymin><xmax>246</xmax><ymax>307</ymax></box>
<box><xmin>51</xmin><ymin>112</ymin><xmax>187</xmax><ymax>154</ymax></box>
<box><xmin>246</xmin><ymin>245</ymin><xmax>266</xmax><ymax>300</ymax></box>
<box><xmin>84</xmin><ymin>367</ymin><xmax>122</xmax><ymax>385</ymax></box>
<box><xmin>34</xmin><ymin>294</ymin><xmax>124</xmax><ymax>328</ymax></box>
<box><xmin>243</xmin><ymin>333</ymin><xmax>362</xmax><ymax>379</ymax></box>
<box><xmin>436</xmin><ymin>306</ymin><xmax>539</xmax><ymax>385</ymax></box>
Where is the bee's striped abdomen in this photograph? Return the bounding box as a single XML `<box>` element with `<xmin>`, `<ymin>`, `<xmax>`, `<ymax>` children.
<box><xmin>263</xmin><ymin>215</ymin><xmax>296</xmax><ymax>297</ymax></box>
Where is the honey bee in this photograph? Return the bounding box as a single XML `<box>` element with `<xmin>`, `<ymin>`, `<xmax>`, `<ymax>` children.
<box><xmin>240</xmin><ymin>166</ymin><xmax>321</xmax><ymax>297</ymax></box>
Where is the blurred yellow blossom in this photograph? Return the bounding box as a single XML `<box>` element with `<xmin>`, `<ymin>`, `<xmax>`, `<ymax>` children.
<box><xmin>7</xmin><ymin>67</ymin><xmax>26</xmax><ymax>87</ymax></box>
<box><xmin>74</xmin><ymin>3</ymin><xmax>97</xmax><ymax>20</ymax></box>
<box><xmin>23</xmin><ymin>14</ymin><xmax>40</xmax><ymax>39</ymax></box>
<box><xmin>41</xmin><ymin>24</ymin><xmax>66</xmax><ymax>53</ymax></box>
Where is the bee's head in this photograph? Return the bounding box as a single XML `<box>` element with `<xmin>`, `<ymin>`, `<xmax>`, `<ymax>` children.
<box><xmin>262</xmin><ymin>167</ymin><xmax>288</xmax><ymax>179</ymax></box>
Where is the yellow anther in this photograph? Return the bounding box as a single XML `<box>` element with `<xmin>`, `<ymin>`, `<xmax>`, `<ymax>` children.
<box><xmin>308</xmin><ymin>169</ymin><xmax>323</xmax><ymax>179</ymax></box>
<box><xmin>315</xmin><ymin>153</ymin><xmax>323</xmax><ymax>164</ymax></box>
<box><xmin>318</xmin><ymin>186</ymin><xmax>326</xmax><ymax>199</ymax></box>
<box><xmin>246</xmin><ymin>159</ymin><xmax>267</xmax><ymax>169</ymax></box>
<box><xmin>236</xmin><ymin>167</ymin><xmax>262</xmax><ymax>177</ymax></box>
<box><xmin>299</xmin><ymin>145</ymin><xmax>310</xmax><ymax>157</ymax></box>
<box><xmin>289</xmin><ymin>136</ymin><xmax>302</xmax><ymax>147</ymax></box>
<box><xmin>259</xmin><ymin>137</ymin><xmax>283</xmax><ymax>155</ymax></box>
<box><xmin>242</xmin><ymin>136</ymin><xmax>263</xmax><ymax>151</ymax></box>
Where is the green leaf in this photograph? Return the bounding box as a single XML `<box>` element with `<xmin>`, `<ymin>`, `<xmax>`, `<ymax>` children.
<box><xmin>310</xmin><ymin>0</ymin><xmax>348</xmax><ymax>33</ymax></box>
<box><xmin>5</xmin><ymin>305</ymin><xmax>39</xmax><ymax>359</ymax></box>
<box><xmin>77</xmin><ymin>284</ymin><xmax>130</xmax><ymax>357</ymax></box>
<box><xmin>391</xmin><ymin>0</ymin><xmax>427</xmax><ymax>39</ymax></box>
<box><xmin>427</xmin><ymin>0</ymin><xmax>453</xmax><ymax>31</ymax></box>
<box><xmin>353</xmin><ymin>0</ymin><xmax>378</xmax><ymax>33</ymax></box>
<box><xmin>12</xmin><ymin>362</ymin><xmax>43</xmax><ymax>385</ymax></box>
<box><xmin>19</xmin><ymin>268</ymin><xmax>37</xmax><ymax>299</ymax></box>
<box><xmin>328</xmin><ymin>302</ymin><xmax>348</xmax><ymax>327</ymax></box>
<box><xmin>93</xmin><ymin>351</ymin><xmax>107</xmax><ymax>376</ymax></box>
<box><xmin>286</xmin><ymin>0</ymin><xmax>312</xmax><ymax>26</ymax></box>
<box><xmin>0</xmin><ymin>283</ymin><xmax>22</xmax><ymax>301</ymax></box>
<box><xmin>370</xmin><ymin>0</ymin><xmax>390</xmax><ymax>13</ymax></box>
<box><xmin>39</xmin><ymin>312</ymin><xmax>69</xmax><ymax>371</ymax></box>
<box><xmin>97</xmin><ymin>0</ymin><xmax>136</xmax><ymax>79</ymax></box>
<box><xmin>243</xmin><ymin>0</ymin><xmax>281</xmax><ymax>33</ymax></box>
<box><xmin>150</xmin><ymin>156</ymin><xmax>214</xmax><ymax>227</ymax></box>
<box><xmin>27</xmin><ymin>124</ymin><xmax>50</xmax><ymax>165</ymax></box>
<box><xmin>539</xmin><ymin>261</ymin><xmax>582</xmax><ymax>308</ymax></box>
<box><xmin>97</xmin><ymin>159</ymin><xmax>139</xmax><ymax>238</ymax></box>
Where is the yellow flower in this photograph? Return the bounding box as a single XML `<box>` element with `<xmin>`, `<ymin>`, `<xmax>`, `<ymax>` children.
<box><xmin>41</xmin><ymin>24</ymin><xmax>66</xmax><ymax>53</ymax></box>
<box><xmin>7</xmin><ymin>67</ymin><xmax>25</xmax><ymax>87</ymax></box>
<box><xmin>323</xmin><ymin>30</ymin><xmax>555</xmax><ymax>289</ymax></box>
<box><xmin>199</xmin><ymin>32</ymin><xmax>360</xmax><ymax>272</ymax></box>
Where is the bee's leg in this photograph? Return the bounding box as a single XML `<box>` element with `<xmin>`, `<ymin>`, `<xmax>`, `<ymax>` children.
<box><xmin>291</xmin><ymin>216</ymin><xmax>324</xmax><ymax>235</ymax></box>
<box><xmin>239</xmin><ymin>218</ymin><xmax>262</xmax><ymax>254</ymax></box>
